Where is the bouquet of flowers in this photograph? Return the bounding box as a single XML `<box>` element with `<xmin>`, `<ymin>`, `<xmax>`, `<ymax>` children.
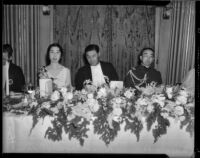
<box><xmin>4</xmin><ymin>80</ymin><xmax>195</xmax><ymax>146</ymax></box>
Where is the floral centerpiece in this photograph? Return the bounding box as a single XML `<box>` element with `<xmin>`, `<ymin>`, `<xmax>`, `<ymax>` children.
<box><xmin>4</xmin><ymin>80</ymin><xmax>195</xmax><ymax>146</ymax></box>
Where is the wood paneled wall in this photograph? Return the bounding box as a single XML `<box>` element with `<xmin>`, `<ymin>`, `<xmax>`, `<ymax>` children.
<box><xmin>53</xmin><ymin>5</ymin><xmax>155</xmax><ymax>86</ymax></box>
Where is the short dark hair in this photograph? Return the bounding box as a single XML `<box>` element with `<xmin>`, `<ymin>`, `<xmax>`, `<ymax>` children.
<box><xmin>140</xmin><ymin>47</ymin><xmax>154</xmax><ymax>57</ymax></box>
<box><xmin>45</xmin><ymin>43</ymin><xmax>64</xmax><ymax>66</ymax></box>
<box><xmin>137</xmin><ymin>47</ymin><xmax>155</xmax><ymax>65</ymax></box>
<box><xmin>83</xmin><ymin>44</ymin><xmax>100</xmax><ymax>65</ymax></box>
<box><xmin>84</xmin><ymin>44</ymin><xmax>99</xmax><ymax>54</ymax></box>
<box><xmin>3</xmin><ymin>44</ymin><xmax>13</xmax><ymax>58</ymax></box>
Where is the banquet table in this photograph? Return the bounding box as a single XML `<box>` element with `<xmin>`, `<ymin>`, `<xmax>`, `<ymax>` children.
<box><xmin>3</xmin><ymin>112</ymin><xmax>194</xmax><ymax>157</ymax></box>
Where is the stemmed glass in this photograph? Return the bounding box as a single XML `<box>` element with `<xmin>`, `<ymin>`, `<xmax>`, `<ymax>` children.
<box><xmin>27</xmin><ymin>83</ymin><xmax>34</xmax><ymax>94</ymax></box>
<box><xmin>27</xmin><ymin>83</ymin><xmax>35</xmax><ymax>101</ymax></box>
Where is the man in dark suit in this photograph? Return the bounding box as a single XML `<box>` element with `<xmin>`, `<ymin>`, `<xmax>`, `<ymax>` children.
<box><xmin>75</xmin><ymin>44</ymin><xmax>119</xmax><ymax>90</ymax></box>
<box><xmin>3</xmin><ymin>44</ymin><xmax>25</xmax><ymax>94</ymax></box>
<box><xmin>124</xmin><ymin>48</ymin><xmax>162</xmax><ymax>88</ymax></box>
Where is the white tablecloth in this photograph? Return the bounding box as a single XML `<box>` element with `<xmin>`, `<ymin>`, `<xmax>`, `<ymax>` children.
<box><xmin>3</xmin><ymin>112</ymin><xmax>194</xmax><ymax>157</ymax></box>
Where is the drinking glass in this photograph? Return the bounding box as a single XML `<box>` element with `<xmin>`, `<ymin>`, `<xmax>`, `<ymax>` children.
<box><xmin>27</xmin><ymin>83</ymin><xmax>34</xmax><ymax>94</ymax></box>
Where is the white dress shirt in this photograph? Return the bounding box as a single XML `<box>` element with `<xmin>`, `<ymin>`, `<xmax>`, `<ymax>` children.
<box><xmin>3</xmin><ymin>61</ymin><xmax>9</xmax><ymax>95</ymax></box>
<box><xmin>91</xmin><ymin>63</ymin><xmax>105</xmax><ymax>87</ymax></box>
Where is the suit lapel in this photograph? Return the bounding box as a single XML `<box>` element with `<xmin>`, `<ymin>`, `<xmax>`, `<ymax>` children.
<box><xmin>99</xmin><ymin>61</ymin><xmax>106</xmax><ymax>76</ymax></box>
<box><xmin>87</xmin><ymin>65</ymin><xmax>92</xmax><ymax>80</ymax></box>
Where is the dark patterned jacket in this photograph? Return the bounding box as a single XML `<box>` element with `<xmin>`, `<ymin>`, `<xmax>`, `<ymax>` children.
<box><xmin>124</xmin><ymin>65</ymin><xmax>162</xmax><ymax>88</ymax></box>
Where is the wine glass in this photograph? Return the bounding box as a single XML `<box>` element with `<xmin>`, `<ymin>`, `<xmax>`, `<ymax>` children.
<box><xmin>27</xmin><ymin>83</ymin><xmax>34</xmax><ymax>94</ymax></box>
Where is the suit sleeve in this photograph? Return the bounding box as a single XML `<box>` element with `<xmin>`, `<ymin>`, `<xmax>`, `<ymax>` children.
<box><xmin>157</xmin><ymin>71</ymin><xmax>162</xmax><ymax>85</ymax></box>
<box><xmin>15</xmin><ymin>66</ymin><xmax>26</xmax><ymax>92</ymax></box>
<box><xmin>124</xmin><ymin>72</ymin><xmax>135</xmax><ymax>88</ymax></box>
<box><xmin>109</xmin><ymin>63</ymin><xmax>119</xmax><ymax>81</ymax></box>
<box><xmin>75</xmin><ymin>69</ymin><xmax>84</xmax><ymax>90</ymax></box>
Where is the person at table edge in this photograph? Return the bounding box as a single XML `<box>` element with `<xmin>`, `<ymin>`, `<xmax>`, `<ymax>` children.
<box><xmin>2</xmin><ymin>44</ymin><xmax>25</xmax><ymax>94</ymax></box>
<box><xmin>75</xmin><ymin>44</ymin><xmax>119</xmax><ymax>90</ymax></box>
<box><xmin>124</xmin><ymin>47</ymin><xmax>162</xmax><ymax>88</ymax></box>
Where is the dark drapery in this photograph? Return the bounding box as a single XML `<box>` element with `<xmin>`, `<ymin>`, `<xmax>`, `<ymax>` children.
<box><xmin>3</xmin><ymin>5</ymin><xmax>40</xmax><ymax>87</ymax></box>
<box><xmin>166</xmin><ymin>1</ymin><xmax>195</xmax><ymax>85</ymax></box>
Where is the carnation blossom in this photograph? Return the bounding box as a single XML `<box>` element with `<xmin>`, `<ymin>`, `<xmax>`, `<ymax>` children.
<box><xmin>176</xmin><ymin>95</ymin><xmax>187</xmax><ymax>105</ymax></box>
<box><xmin>174</xmin><ymin>106</ymin><xmax>184</xmax><ymax>116</ymax></box>
<box><xmin>165</xmin><ymin>87</ymin><xmax>173</xmax><ymax>99</ymax></box>
<box><xmin>124</xmin><ymin>89</ymin><xmax>135</xmax><ymax>99</ymax></box>
<box><xmin>147</xmin><ymin>104</ymin><xmax>154</xmax><ymax>113</ymax></box>
<box><xmin>87</xmin><ymin>93</ymin><xmax>94</xmax><ymax>99</ymax></box>
<box><xmin>57</xmin><ymin>102</ymin><xmax>63</xmax><ymax>109</ymax></box>
<box><xmin>97</xmin><ymin>87</ymin><xmax>107</xmax><ymax>98</ymax></box>
<box><xmin>151</xmin><ymin>94</ymin><xmax>166</xmax><ymax>107</ymax></box>
<box><xmin>67</xmin><ymin>113</ymin><xmax>75</xmax><ymax>121</ymax></box>
<box><xmin>179</xmin><ymin>115</ymin><xmax>185</xmax><ymax>121</ymax></box>
<box><xmin>112</xmin><ymin>108</ymin><xmax>122</xmax><ymax>116</ymax></box>
<box><xmin>179</xmin><ymin>89</ymin><xmax>189</xmax><ymax>98</ymax></box>
<box><xmin>65</xmin><ymin>92</ymin><xmax>73</xmax><ymax>100</ymax></box>
<box><xmin>160</xmin><ymin>112</ymin><xmax>169</xmax><ymax>119</ymax></box>
<box><xmin>60</xmin><ymin>87</ymin><xmax>67</xmax><ymax>96</ymax></box>
<box><xmin>135</xmin><ymin>97</ymin><xmax>148</xmax><ymax>106</ymax></box>
<box><xmin>51</xmin><ymin>90</ymin><xmax>60</xmax><ymax>101</ymax></box>
<box><xmin>87</xmin><ymin>98</ymin><xmax>100</xmax><ymax>113</ymax></box>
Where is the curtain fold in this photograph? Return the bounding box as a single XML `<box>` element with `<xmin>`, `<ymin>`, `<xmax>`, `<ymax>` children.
<box><xmin>166</xmin><ymin>1</ymin><xmax>195</xmax><ymax>85</ymax></box>
<box><xmin>3</xmin><ymin>5</ymin><xmax>40</xmax><ymax>87</ymax></box>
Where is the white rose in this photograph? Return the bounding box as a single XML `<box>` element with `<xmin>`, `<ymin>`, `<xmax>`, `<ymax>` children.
<box><xmin>147</xmin><ymin>104</ymin><xmax>154</xmax><ymax>113</ymax></box>
<box><xmin>166</xmin><ymin>87</ymin><xmax>173</xmax><ymax>99</ymax></box>
<box><xmin>174</xmin><ymin>106</ymin><xmax>184</xmax><ymax>116</ymax></box>
<box><xmin>87</xmin><ymin>93</ymin><xmax>94</xmax><ymax>99</ymax></box>
<box><xmin>176</xmin><ymin>95</ymin><xmax>187</xmax><ymax>105</ymax></box>
<box><xmin>51</xmin><ymin>107</ymin><xmax>59</xmax><ymax>114</ymax></box>
<box><xmin>179</xmin><ymin>115</ymin><xmax>185</xmax><ymax>121</ymax></box>
<box><xmin>87</xmin><ymin>98</ymin><xmax>100</xmax><ymax>112</ymax></box>
<box><xmin>42</xmin><ymin>102</ymin><xmax>51</xmax><ymax>109</ymax></box>
<box><xmin>124</xmin><ymin>90</ymin><xmax>133</xmax><ymax>99</ymax></box>
<box><xmin>67</xmin><ymin>114</ymin><xmax>75</xmax><ymax>121</ymax></box>
<box><xmin>57</xmin><ymin>102</ymin><xmax>63</xmax><ymax>109</ymax></box>
<box><xmin>81</xmin><ymin>89</ymin><xmax>87</xmax><ymax>95</ymax></box>
<box><xmin>51</xmin><ymin>90</ymin><xmax>60</xmax><ymax>101</ymax></box>
<box><xmin>113</xmin><ymin>108</ymin><xmax>122</xmax><ymax>116</ymax></box>
<box><xmin>179</xmin><ymin>89</ymin><xmax>188</xmax><ymax>97</ymax></box>
<box><xmin>60</xmin><ymin>87</ymin><xmax>67</xmax><ymax>96</ymax></box>
<box><xmin>97</xmin><ymin>87</ymin><xmax>107</xmax><ymax>98</ymax></box>
<box><xmin>152</xmin><ymin>94</ymin><xmax>165</xmax><ymax>107</ymax></box>
<box><xmin>115</xmin><ymin>97</ymin><xmax>122</xmax><ymax>104</ymax></box>
<box><xmin>160</xmin><ymin>112</ymin><xmax>169</xmax><ymax>119</ymax></box>
<box><xmin>66</xmin><ymin>92</ymin><xmax>73</xmax><ymax>100</ymax></box>
<box><xmin>90</xmin><ymin>102</ymin><xmax>100</xmax><ymax>113</ymax></box>
<box><xmin>136</xmin><ymin>98</ymin><xmax>148</xmax><ymax>106</ymax></box>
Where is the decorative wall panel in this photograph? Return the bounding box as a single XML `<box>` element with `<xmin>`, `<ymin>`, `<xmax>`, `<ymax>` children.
<box><xmin>53</xmin><ymin>5</ymin><xmax>155</xmax><ymax>85</ymax></box>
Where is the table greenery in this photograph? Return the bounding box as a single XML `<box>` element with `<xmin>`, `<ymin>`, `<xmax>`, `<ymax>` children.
<box><xmin>3</xmin><ymin>80</ymin><xmax>194</xmax><ymax>146</ymax></box>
